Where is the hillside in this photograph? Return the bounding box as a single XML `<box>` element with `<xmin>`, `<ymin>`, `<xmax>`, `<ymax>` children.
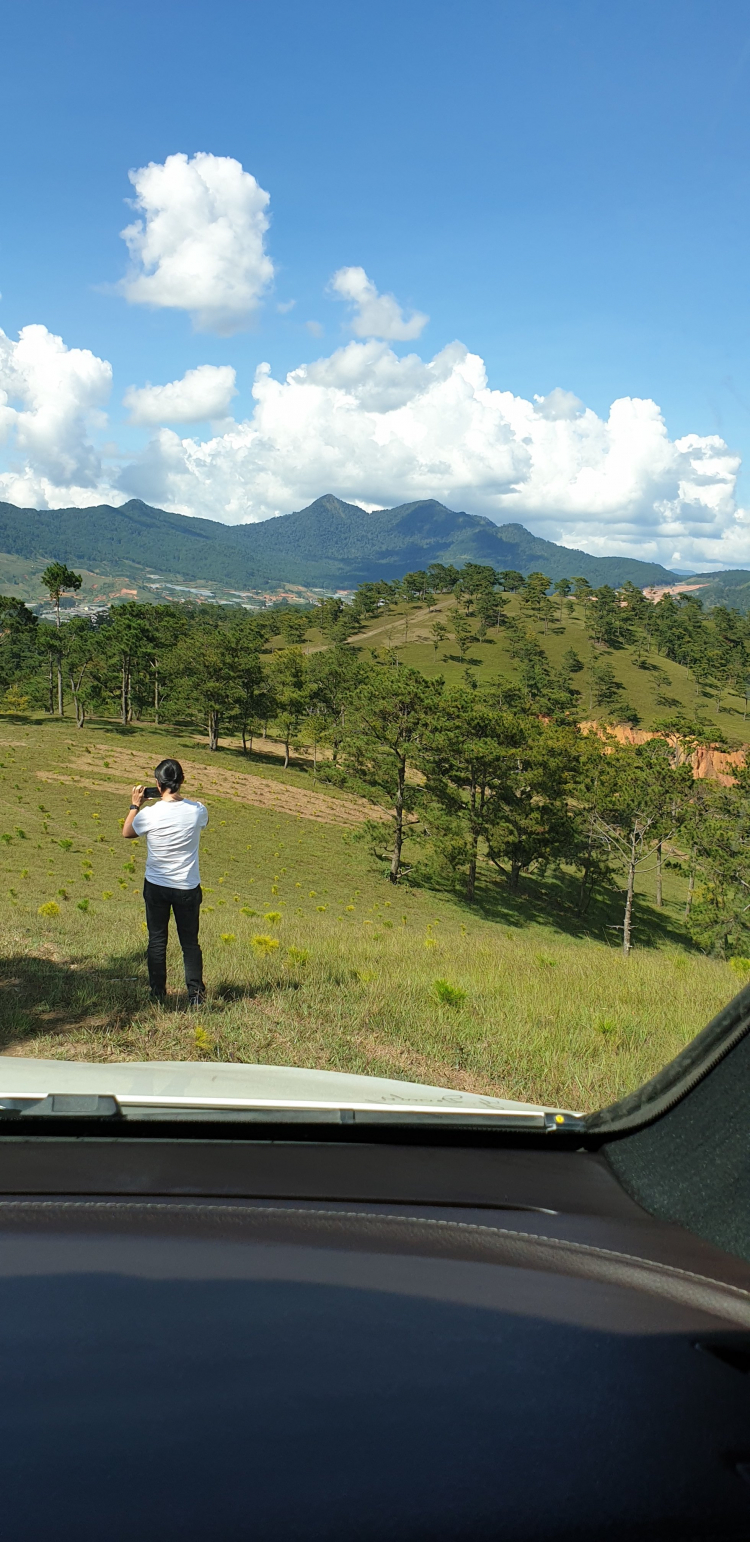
<box><xmin>0</xmin><ymin>498</ymin><xmax>272</xmax><ymax>589</ymax></box>
<box><xmin>1</xmin><ymin>716</ymin><xmax>737</xmax><ymax>1107</ymax></box>
<box><xmin>681</xmin><ymin>569</ymin><xmax>750</xmax><ymax>615</ymax></box>
<box><xmin>0</xmin><ymin>493</ymin><xmax>678</xmax><ymax>596</ymax></box>
<box><xmin>341</xmin><ymin>589</ymin><xmax>750</xmax><ymax>743</ymax></box>
<box><xmin>228</xmin><ymin>495</ymin><xmax>679</xmax><ymax>588</ymax></box>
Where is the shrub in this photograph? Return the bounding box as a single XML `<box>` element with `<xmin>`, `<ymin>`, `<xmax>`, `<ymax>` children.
<box><xmin>264</xmin><ymin>910</ymin><xmax>282</xmax><ymax>925</ymax></box>
<box><xmin>286</xmin><ymin>946</ymin><xmax>309</xmax><ymax>966</ymax></box>
<box><xmin>729</xmin><ymin>957</ymin><xmax>750</xmax><ymax>979</ymax></box>
<box><xmin>220</xmin><ymin>933</ymin><xmax>236</xmax><ymax>945</ymax></box>
<box><xmin>433</xmin><ymin>978</ymin><xmax>466</xmax><ymax>1008</ymax></box>
<box><xmin>251</xmin><ymin>934</ymin><xmax>280</xmax><ymax>955</ymax></box>
<box><xmin>77</xmin><ymin>898</ymin><xmax>90</xmax><ymax>912</ymax></box>
<box><xmin>38</xmin><ymin>901</ymin><xmax>60</xmax><ymax>917</ymax></box>
<box><xmin>58</xmin><ymin>839</ymin><xmax>73</xmax><ymax>851</ymax></box>
<box><xmin>239</xmin><ymin>906</ymin><xmax>258</xmax><ymax>917</ymax></box>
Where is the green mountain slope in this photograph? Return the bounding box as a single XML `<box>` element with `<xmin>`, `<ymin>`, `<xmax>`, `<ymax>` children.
<box><xmin>0</xmin><ymin>493</ymin><xmax>679</xmax><ymax>592</ymax></box>
<box><xmin>681</xmin><ymin>570</ymin><xmax>750</xmax><ymax>614</ymax></box>
<box><xmin>0</xmin><ymin>498</ymin><xmax>270</xmax><ymax>588</ymax></box>
<box><xmin>228</xmin><ymin>494</ymin><xmax>678</xmax><ymax>587</ymax></box>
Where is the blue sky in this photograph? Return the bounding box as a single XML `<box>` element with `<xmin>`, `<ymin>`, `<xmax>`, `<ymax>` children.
<box><xmin>2</xmin><ymin>0</ymin><xmax>750</xmax><ymax>569</ymax></box>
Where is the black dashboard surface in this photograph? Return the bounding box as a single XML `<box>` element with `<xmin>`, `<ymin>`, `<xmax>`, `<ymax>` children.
<box><xmin>1</xmin><ymin>1134</ymin><xmax>749</xmax><ymax>1540</ymax></box>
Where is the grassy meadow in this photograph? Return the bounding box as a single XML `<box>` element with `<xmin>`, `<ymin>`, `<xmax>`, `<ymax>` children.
<box><xmin>0</xmin><ymin>714</ymin><xmax>743</xmax><ymax>1112</ymax></box>
<box><xmin>339</xmin><ymin>590</ymin><xmax>750</xmax><ymax>739</ymax></box>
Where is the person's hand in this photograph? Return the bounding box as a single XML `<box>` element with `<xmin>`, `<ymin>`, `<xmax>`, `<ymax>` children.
<box><xmin>131</xmin><ymin>785</ymin><xmax>147</xmax><ymax>808</ymax></box>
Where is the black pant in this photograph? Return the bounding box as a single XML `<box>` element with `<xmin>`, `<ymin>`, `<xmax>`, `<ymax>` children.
<box><xmin>143</xmin><ymin>879</ymin><xmax>204</xmax><ymax>998</ymax></box>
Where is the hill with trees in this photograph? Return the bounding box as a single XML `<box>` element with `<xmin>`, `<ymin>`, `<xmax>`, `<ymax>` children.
<box><xmin>0</xmin><ymin>493</ymin><xmax>681</xmax><ymax>593</ymax></box>
<box><xmin>3</xmin><ymin>557</ymin><xmax>750</xmax><ymax>961</ymax></box>
<box><xmin>681</xmin><ymin>569</ymin><xmax>750</xmax><ymax>614</ymax></box>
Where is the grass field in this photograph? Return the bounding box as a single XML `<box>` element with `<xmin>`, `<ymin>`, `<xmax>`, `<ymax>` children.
<box><xmin>0</xmin><ymin>714</ymin><xmax>742</xmax><ymax>1112</ymax></box>
<box><xmin>341</xmin><ymin>593</ymin><xmax>750</xmax><ymax>740</ymax></box>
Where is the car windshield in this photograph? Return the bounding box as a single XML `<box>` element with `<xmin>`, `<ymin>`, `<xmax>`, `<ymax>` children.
<box><xmin>1</xmin><ymin>6</ymin><xmax>748</xmax><ymax>1123</ymax></box>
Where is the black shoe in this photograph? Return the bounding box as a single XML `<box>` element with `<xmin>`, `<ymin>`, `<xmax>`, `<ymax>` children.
<box><xmin>150</xmin><ymin>990</ymin><xmax>167</xmax><ymax>1006</ymax></box>
<box><xmin>188</xmin><ymin>991</ymin><xmax>206</xmax><ymax>1009</ymax></box>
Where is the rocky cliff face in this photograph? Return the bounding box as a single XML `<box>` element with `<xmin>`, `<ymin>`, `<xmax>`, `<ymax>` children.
<box><xmin>579</xmin><ymin>722</ymin><xmax>746</xmax><ymax>785</ymax></box>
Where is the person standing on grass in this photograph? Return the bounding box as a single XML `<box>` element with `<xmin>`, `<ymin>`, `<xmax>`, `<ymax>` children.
<box><xmin>122</xmin><ymin>758</ymin><xmax>208</xmax><ymax>1007</ymax></box>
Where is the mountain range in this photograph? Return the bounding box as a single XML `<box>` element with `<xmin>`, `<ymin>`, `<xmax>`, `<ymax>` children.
<box><xmin>0</xmin><ymin>492</ymin><xmax>686</xmax><ymax>595</ymax></box>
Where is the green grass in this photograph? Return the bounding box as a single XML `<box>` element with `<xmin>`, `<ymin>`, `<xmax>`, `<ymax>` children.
<box><xmin>0</xmin><ymin>715</ymin><xmax>741</xmax><ymax>1111</ymax></box>
<box><xmin>348</xmin><ymin>595</ymin><xmax>749</xmax><ymax>739</ymax></box>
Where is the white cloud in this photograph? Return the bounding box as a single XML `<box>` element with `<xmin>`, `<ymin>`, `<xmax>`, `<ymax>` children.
<box><xmin>0</xmin><ymin>324</ymin><xmax>113</xmax><ymax>507</ymax></box>
<box><xmin>330</xmin><ymin>267</ymin><xmax>428</xmax><ymax>341</ymax></box>
<box><xmin>123</xmin><ymin>364</ymin><xmax>237</xmax><ymax>425</ymax></box>
<box><xmin>305</xmin><ymin>321</ymin><xmax>324</xmax><ymax>338</ymax></box>
<box><xmin>301</xmin><ymin>339</ymin><xmax>432</xmax><ymax>411</ymax></box>
<box><xmin>119</xmin><ymin>152</ymin><xmax>274</xmax><ymax>335</ymax></box>
<box><xmin>277</xmin><ymin>300</ymin><xmax>296</xmax><ymax>314</ymax></box>
<box><xmin>117</xmin><ymin>337</ymin><xmax>749</xmax><ymax>568</ymax></box>
<box><xmin>533</xmin><ymin>388</ymin><xmax>584</xmax><ymax>421</ymax></box>
<box><xmin>1</xmin><ymin>317</ymin><xmax>747</xmax><ymax>569</ymax></box>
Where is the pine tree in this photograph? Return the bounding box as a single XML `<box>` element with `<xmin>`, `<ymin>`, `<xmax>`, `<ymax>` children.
<box><xmin>40</xmin><ymin>562</ymin><xmax>82</xmax><ymax>716</ymax></box>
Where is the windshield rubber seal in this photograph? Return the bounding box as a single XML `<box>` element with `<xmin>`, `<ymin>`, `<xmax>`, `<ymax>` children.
<box><xmin>586</xmin><ymin>980</ymin><xmax>750</xmax><ymax>1137</ymax></box>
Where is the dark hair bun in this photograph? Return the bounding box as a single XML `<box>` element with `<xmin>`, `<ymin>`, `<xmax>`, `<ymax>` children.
<box><xmin>154</xmin><ymin>758</ymin><xmax>184</xmax><ymax>790</ymax></box>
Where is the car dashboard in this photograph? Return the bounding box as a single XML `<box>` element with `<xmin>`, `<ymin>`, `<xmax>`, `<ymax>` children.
<box><xmin>1</xmin><ymin>1109</ymin><xmax>750</xmax><ymax>1542</ymax></box>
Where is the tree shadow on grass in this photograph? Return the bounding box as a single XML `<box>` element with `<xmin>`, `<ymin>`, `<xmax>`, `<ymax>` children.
<box><xmin>0</xmin><ymin>948</ymin><xmax>149</xmax><ymax>1053</ymax></box>
<box><xmin>409</xmin><ymin>865</ymin><xmax>693</xmax><ymax>953</ymax></box>
<box><xmin>0</xmin><ymin>949</ymin><xmax>309</xmax><ymax>1054</ymax></box>
<box><xmin>84</xmin><ymin>722</ymin><xmax>142</xmax><ymax>738</ymax></box>
<box><xmin>211</xmin><ymin>978</ymin><xmax>302</xmax><ymax>1004</ymax></box>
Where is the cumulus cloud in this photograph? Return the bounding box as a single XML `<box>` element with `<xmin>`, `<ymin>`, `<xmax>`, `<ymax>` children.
<box><xmin>2</xmin><ymin>317</ymin><xmax>747</xmax><ymax>568</ymax></box>
<box><xmin>123</xmin><ymin>364</ymin><xmax>237</xmax><ymax>425</ymax></box>
<box><xmin>533</xmin><ymin>387</ymin><xmax>584</xmax><ymax>421</ymax></box>
<box><xmin>117</xmin><ymin>337</ymin><xmax>749</xmax><ymax>568</ymax></box>
<box><xmin>0</xmin><ymin>324</ymin><xmax>113</xmax><ymax>507</ymax></box>
<box><xmin>119</xmin><ymin>153</ymin><xmax>274</xmax><ymax>335</ymax></box>
<box><xmin>330</xmin><ymin>267</ymin><xmax>428</xmax><ymax>340</ymax></box>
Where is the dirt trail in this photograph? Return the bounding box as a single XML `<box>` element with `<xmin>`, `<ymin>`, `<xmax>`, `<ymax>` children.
<box><xmin>37</xmin><ymin>746</ymin><xmax>389</xmax><ymax>827</ymax></box>
<box><xmin>352</xmin><ymin>596</ymin><xmax>453</xmax><ymax>648</ymax></box>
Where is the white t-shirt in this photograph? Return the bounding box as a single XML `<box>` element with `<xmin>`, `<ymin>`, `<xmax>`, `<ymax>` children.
<box><xmin>132</xmin><ymin>798</ymin><xmax>209</xmax><ymax>889</ymax></box>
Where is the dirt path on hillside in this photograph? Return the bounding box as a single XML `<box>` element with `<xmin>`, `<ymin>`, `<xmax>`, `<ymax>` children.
<box><xmin>36</xmin><ymin>745</ymin><xmax>389</xmax><ymax>827</ymax></box>
<box><xmin>352</xmin><ymin>599</ymin><xmax>453</xmax><ymax>649</ymax></box>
